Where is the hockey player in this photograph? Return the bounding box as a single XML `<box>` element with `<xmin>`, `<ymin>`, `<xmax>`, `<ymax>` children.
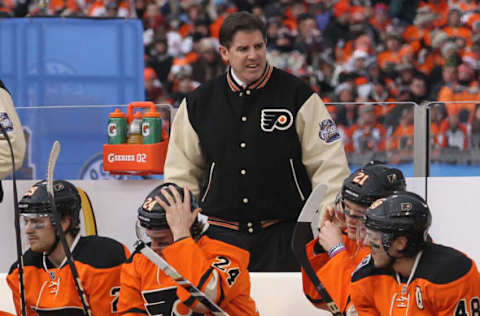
<box><xmin>118</xmin><ymin>182</ymin><xmax>259</xmax><ymax>315</ymax></box>
<box><xmin>7</xmin><ymin>180</ymin><xmax>129</xmax><ymax>315</ymax></box>
<box><xmin>302</xmin><ymin>161</ymin><xmax>406</xmax><ymax>314</ymax></box>
<box><xmin>351</xmin><ymin>191</ymin><xmax>480</xmax><ymax>315</ymax></box>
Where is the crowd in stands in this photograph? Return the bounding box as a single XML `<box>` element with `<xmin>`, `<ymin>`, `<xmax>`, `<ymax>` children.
<box><xmin>2</xmin><ymin>0</ymin><xmax>480</xmax><ymax>161</ymax></box>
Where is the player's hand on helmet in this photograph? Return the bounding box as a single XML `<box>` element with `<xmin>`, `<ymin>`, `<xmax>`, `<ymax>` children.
<box><xmin>155</xmin><ymin>185</ymin><xmax>202</xmax><ymax>242</ymax></box>
<box><xmin>318</xmin><ymin>220</ymin><xmax>344</xmax><ymax>252</ymax></box>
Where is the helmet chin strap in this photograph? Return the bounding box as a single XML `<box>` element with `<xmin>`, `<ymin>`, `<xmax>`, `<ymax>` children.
<box><xmin>45</xmin><ymin>218</ymin><xmax>72</xmax><ymax>257</ymax></box>
<box><xmin>45</xmin><ymin>235</ymin><xmax>60</xmax><ymax>256</ymax></box>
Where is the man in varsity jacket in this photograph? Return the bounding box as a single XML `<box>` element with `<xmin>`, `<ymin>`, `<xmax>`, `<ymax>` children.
<box><xmin>7</xmin><ymin>180</ymin><xmax>129</xmax><ymax>315</ymax></box>
<box><xmin>163</xmin><ymin>11</ymin><xmax>349</xmax><ymax>272</ymax></box>
<box><xmin>118</xmin><ymin>183</ymin><xmax>259</xmax><ymax>315</ymax></box>
<box><xmin>302</xmin><ymin>161</ymin><xmax>406</xmax><ymax>314</ymax></box>
<box><xmin>0</xmin><ymin>79</ymin><xmax>26</xmax><ymax>202</ymax></box>
<box><xmin>351</xmin><ymin>191</ymin><xmax>480</xmax><ymax>315</ymax></box>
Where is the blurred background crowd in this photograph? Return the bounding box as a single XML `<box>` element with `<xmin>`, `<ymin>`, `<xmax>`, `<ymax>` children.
<box><xmin>2</xmin><ymin>0</ymin><xmax>480</xmax><ymax>163</ymax></box>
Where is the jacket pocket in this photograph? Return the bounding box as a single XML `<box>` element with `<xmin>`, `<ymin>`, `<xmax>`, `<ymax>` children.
<box><xmin>289</xmin><ymin>158</ymin><xmax>305</xmax><ymax>201</ymax></box>
<box><xmin>201</xmin><ymin>162</ymin><xmax>216</xmax><ymax>203</ymax></box>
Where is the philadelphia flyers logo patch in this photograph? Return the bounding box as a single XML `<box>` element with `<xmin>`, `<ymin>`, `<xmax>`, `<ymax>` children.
<box><xmin>261</xmin><ymin>109</ymin><xmax>293</xmax><ymax>132</ymax></box>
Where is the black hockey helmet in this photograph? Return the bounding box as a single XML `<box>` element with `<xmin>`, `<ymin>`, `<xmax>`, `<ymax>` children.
<box><xmin>341</xmin><ymin>161</ymin><xmax>406</xmax><ymax>207</ymax></box>
<box><xmin>138</xmin><ymin>182</ymin><xmax>202</xmax><ymax>237</ymax></box>
<box><xmin>364</xmin><ymin>191</ymin><xmax>432</xmax><ymax>256</ymax></box>
<box><xmin>19</xmin><ymin>180</ymin><xmax>82</xmax><ymax>237</ymax></box>
<box><xmin>19</xmin><ymin>180</ymin><xmax>81</xmax><ymax>219</ymax></box>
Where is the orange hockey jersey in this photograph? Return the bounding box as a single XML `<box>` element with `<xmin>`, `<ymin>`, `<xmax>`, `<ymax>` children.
<box><xmin>118</xmin><ymin>236</ymin><xmax>259</xmax><ymax>316</ymax></box>
<box><xmin>302</xmin><ymin>234</ymin><xmax>370</xmax><ymax>313</ymax></box>
<box><xmin>7</xmin><ymin>235</ymin><xmax>129</xmax><ymax>316</ymax></box>
<box><xmin>351</xmin><ymin>243</ymin><xmax>480</xmax><ymax>316</ymax></box>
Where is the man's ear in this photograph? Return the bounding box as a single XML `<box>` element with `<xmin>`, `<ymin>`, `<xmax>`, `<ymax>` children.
<box><xmin>394</xmin><ymin>236</ymin><xmax>408</xmax><ymax>252</ymax></box>
<box><xmin>219</xmin><ymin>45</ymin><xmax>229</xmax><ymax>64</ymax></box>
<box><xmin>60</xmin><ymin>216</ymin><xmax>71</xmax><ymax>233</ymax></box>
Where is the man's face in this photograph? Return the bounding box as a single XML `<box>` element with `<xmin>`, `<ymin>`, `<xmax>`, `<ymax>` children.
<box><xmin>342</xmin><ymin>199</ymin><xmax>368</xmax><ymax>240</ymax></box>
<box><xmin>219</xmin><ymin>30</ymin><xmax>267</xmax><ymax>85</ymax></box>
<box><xmin>363</xmin><ymin>229</ymin><xmax>391</xmax><ymax>268</ymax></box>
<box><xmin>23</xmin><ymin>214</ymin><xmax>56</xmax><ymax>253</ymax></box>
<box><xmin>442</xmin><ymin>66</ymin><xmax>457</xmax><ymax>82</ymax></box>
<box><xmin>410</xmin><ymin>78</ymin><xmax>426</xmax><ymax>96</ymax></box>
<box><xmin>146</xmin><ymin>228</ymin><xmax>174</xmax><ymax>253</ymax></box>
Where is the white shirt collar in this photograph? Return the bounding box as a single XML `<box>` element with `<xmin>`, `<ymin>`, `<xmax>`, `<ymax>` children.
<box><xmin>230</xmin><ymin>68</ymin><xmax>247</xmax><ymax>88</ymax></box>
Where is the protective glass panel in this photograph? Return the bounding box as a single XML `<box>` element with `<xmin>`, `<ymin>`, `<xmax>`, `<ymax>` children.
<box><xmin>428</xmin><ymin>101</ymin><xmax>480</xmax><ymax>176</ymax></box>
<box><xmin>326</xmin><ymin>102</ymin><xmax>416</xmax><ymax>177</ymax></box>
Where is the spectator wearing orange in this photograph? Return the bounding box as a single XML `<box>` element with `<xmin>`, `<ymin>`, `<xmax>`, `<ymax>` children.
<box><xmin>368</xmin><ymin>78</ymin><xmax>395</xmax><ymax>120</ymax></box>
<box><xmin>438</xmin><ymin>63</ymin><xmax>479</xmax><ymax>120</ymax></box>
<box><xmin>282</xmin><ymin>0</ymin><xmax>308</xmax><ymax>31</ymax></box>
<box><xmin>347</xmin><ymin>104</ymin><xmax>386</xmax><ymax>154</ymax></box>
<box><xmin>418</xmin><ymin>0</ymin><xmax>449</xmax><ymax>28</ymax></box>
<box><xmin>177</xmin><ymin>0</ymin><xmax>205</xmax><ymax>38</ymax></box>
<box><xmin>403</xmin><ymin>7</ymin><xmax>438</xmax><ymax>49</ymax></box>
<box><xmin>438</xmin><ymin>113</ymin><xmax>469</xmax><ymax>150</ymax></box>
<box><xmin>387</xmin><ymin>107</ymin><xmax>415</xmax><ymax>151</ymax></box>
<box><xmin>369</xmin><ymin>3</ymin><xmax>392</xmax><ymax>36</ymax></box>
<box><xmin>417</xmin><ymin>31</ymin><xmax>449</xmax><ymax>75</ymax></box>
<box><xmin>377</xmin><ymin>32</ymin><xmax>402</xmax><ymax>75</ymax></box>
<box><xmin>430</xmin><ymin>103</ymin><xmax>448</xmax><ymax>149</ymax></box>
<box><xmin>0</xmin><ymin>0</ymin><xmax>13</xmax><ymax>16</ymax></box>
<box><xmin>442</xmin><ymin>7</ymin><xmax>472</xmax><ymax>49</ymax></box>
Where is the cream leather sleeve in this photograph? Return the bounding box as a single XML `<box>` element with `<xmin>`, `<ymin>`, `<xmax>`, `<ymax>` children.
<box><xmin>0</xmin><ymin>88</ymin><xmax>26</xmax><ymax>179</ymax></box>
<box><xmin>296</xmin><ymin>93</ymin><xmax>350</xmax><ymax>205</ymax></box>
<box><xmin>163</xmin><ymin>98</ymin><xmax>207</xmax><ymax>197</ymax></box>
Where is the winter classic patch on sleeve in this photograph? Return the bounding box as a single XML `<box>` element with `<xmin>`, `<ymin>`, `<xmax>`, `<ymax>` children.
<box><xmin>0</xmin><ymin>112</ymin><xmax>13</xmax><ymax>133</ymax></box>
<box><xmin>319</xmin><ymin>118</ymin><xmax>340</xmax><ymax>143</ymax></box>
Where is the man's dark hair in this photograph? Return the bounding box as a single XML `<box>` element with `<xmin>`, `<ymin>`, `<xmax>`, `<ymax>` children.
<box><xmin>219</xmin><ymin>11</ymin><xmax>267</xmax><ymax>48</ymax></box>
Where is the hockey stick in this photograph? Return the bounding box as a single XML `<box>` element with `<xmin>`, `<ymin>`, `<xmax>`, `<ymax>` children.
<box><xmin>291</xmin><ymin>184</ymin><xmax>342</xmax><ymax>316</ymax></box>
<box><xmin>46</xmin><ymin>141</ymin><xmax>91</xmax><ymax>316</ymax></box>
<box><xmin>0</xmin><ymin>124</ymin><xmax>26</xmax><ymax>316</ymax></box>
<box><xmin>133</xmin><ymin>238</ymin><xmax>229</xmax><ymax>316</ymax></box>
